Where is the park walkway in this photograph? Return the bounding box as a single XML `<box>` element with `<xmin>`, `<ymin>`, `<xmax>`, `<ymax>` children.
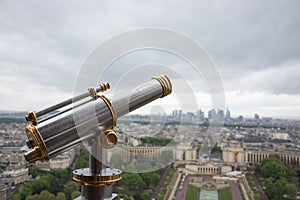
<box><xmin>230</xmin><ymin>182</ymin><xmax>242</xmax><ymax>200</ymax></box>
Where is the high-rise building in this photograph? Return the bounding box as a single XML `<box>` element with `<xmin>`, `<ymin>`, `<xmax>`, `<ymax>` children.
<box><xmin>225</xmin><ymin>108</ymin><xmax>231</xmax><ymax>121</ymax></box>
<box><xmin>187</xmin><ymin>112</ymin><xmax>194</xmax><ymax>122</ymax></box>
<box><xmin>217</xmin><ymin>109</ymin><xmax>224</xmax><ymax>121</ymax></box>
<box><xmin>172</xmin><ymin>110</ymin><xmax>177</xmax><ymax>118</ymax></box>
<box><xmin>178</xmin><ymin>110</ymin><xmax>182</xmax><ymax>120</ymax></box>
<box><xmin>208</xmin><ymin>109</ymin><xmax>216</xmax><ymax>120</ymax></box>
<box><xmin>254</xmin><ymin>113</ymin><xmax>260</xmax><ymax>120</ymax></box>
<box><xmin>197</xmin><ymin>109</ymin><xmax>205</xmax><ymax>120</ymax></box>
<box><xmin>172</xmin><ymin>109</ymin><xmax>182</xmax><ymax>120</ymax></box>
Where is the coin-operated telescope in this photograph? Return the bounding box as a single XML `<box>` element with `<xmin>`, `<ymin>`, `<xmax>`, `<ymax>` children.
<box><xmin>24</xmin><ymin>75</ymin><xmax>172</xmax><ymax>200</ymax></box>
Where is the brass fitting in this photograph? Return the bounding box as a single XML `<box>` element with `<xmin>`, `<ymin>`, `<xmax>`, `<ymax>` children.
<box><xmin>99</xmin><ymin>129</ymin><xmax>118</xmax><ymax>149</ymax></box>
<box><xmin>99</xmin><ymin>83</ymin><xmax>110</xmax><ymax>92</ymax></box>
<box><xmin>88</xmin><ymin>87</ymin><xmax>98</xmax><ymax>100</ymax></box>
<box><xmin>98</xmin><ymin>95</ymin><xmax>117</xmax><ymax>128</ymax></box>
<box><xmin>27</xmin><ymin>111</ymin><xmax>38</xmax><ymax>126</ymax></box>
<box><xmin>73</xmin><ymin>168</ymin><xmax>122</xmax><ymax>187</ymax></box>
<box><xmin>88</xmin><ymin>83</ymin><xmax>110</xmax><ymax>100</ymax></box>
<box><xmin>24</xmin><ymin>125</ymin><xmax>49</xmax><ymax>162</ymax></box>
<box><xmin>152</xmin><ymin>75</ymin><xmax>172</xmax><ymax>97</ymax></box>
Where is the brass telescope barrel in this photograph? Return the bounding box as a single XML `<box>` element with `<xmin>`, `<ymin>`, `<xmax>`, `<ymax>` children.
<box><xmin>24</xmin><ymin>75</ymin><xmax>172</xmax><ymax>163</ymax></box>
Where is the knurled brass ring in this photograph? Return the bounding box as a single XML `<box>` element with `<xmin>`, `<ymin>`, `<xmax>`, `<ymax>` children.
<box><xmin>99</xmin><ymin>83</ymin><xmax>110</xmax><ymax>92</ymax></box>
<box><xmin>152</xmin><ymin>75</ymin><xmax>172</xmax><ymax>97</ymax></box>
<box><xmin>73</xmin><ymin>168</ymin><xmax>122</xmax><ymax>187</ymax></box>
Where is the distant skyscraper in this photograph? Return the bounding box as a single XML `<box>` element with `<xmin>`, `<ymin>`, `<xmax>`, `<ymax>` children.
<box><xmin>172</xmin><ymin>109</ymin><xmax>182</xmax><ymax>120</ymax></box>
<box><xmin>225</xmin><ymin>108</ymin><xmax>231</xmax><ymax>121</ymax></box>
<box><xmin>197</xmin><ymin>109</ymin><xmax>204</xmax><ymax>120</ymax></box>
<box><xmin>187</xmin><ymin>112</ymin><xmax>194</xmax><ymax>121</ymax></box>
<box><xmin>178</xmin><ymin>110</ymin><xmax>182</xmax><ymax>120</ymax></box>
<box><xmin>217</xmin><ymin>109</ymin><xmax>224</xmax><ymax>121</ymax></box>
<box><xmin>208</xmin><ymin>109</ymin><xmax>216</xmax><ymax>120</ymax></box>
<box><xmin>254</xmin><ymin>113</ymin><xmax>260</xmax><ymax>120</ymax></box>
<box><xmin>172</xmin><ymin>110</ymin><xmax>177</xmax><ymax>118</ymax></box>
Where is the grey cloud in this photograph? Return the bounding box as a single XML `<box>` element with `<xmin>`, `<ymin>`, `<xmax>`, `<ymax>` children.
<box><xmin>0</xmin><ymin>0</ymin><xmax>299</xmax><ymax>113</ymax></box>
<box><xmin>127</xmin><ymin>1</ymin><xmax>300</xmax><ymax>78</ymax></box>
<box><xmin>225</xmin><ymin>62</ymin><xmax>300</xmax><ymax>95</ymax></box>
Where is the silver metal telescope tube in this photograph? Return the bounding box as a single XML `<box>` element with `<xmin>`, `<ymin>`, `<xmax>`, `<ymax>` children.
<box><xmin>24</xmin><ymin>75</ymin><xmax>172</xmax><ymax>163</ymax></box>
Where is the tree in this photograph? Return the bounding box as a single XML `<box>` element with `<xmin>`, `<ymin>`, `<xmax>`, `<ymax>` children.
<box><xmin>142</xmin><ymin>162</ymin><xmax>153</xmax><ymax>171</ymax></box>
<box><xmin>25</xmin><ymin>194</ymin><xmax>39</xmax><ymax>200</ymax></box>
<box><xmin>71</xmin><ymin>191</ymin><xmax>81</xmax><ymax>199</ymax></box>
<box><xmin>263</xmin><ymin>178</ymin><xmax>297</xmax><ymax>200</ymax></box>
<box><xmin>119</xmin><ymin>173</ymin><xmax>146</xmax><ymax>189</ymax></box>
<box><xmin>253</xmin><ymin>163</ymin><xmax>260</xmax><ymax>175</ymax></box>
<box><xmin>285</xmin><ymin>183</ymin><xmax>297</xmax><ymax>200</ymax></box>
<box><xmin>24</xmin><ymin>190</ymin><xmax>66</xmax><ymax>200</ymax></box>
<box><xmin>124</xmin><ymin>162</ymin><xmax>137</xmax><ymax>172</ymax></box>
<box><xmin>56</xmin><ymin>192</ymin><xmax>67</xmax><ymax>200</ymax></box>
<box><xmin>263</xmin><ymin>177</ymin><xmax>275</xmax><ymax>198</ymax></box>
<box><xmin>64</xmin><ymin>182</ymin><xmax>79</xmax><ymax>200</ymax></box>
<box><xmin>20</xmin><ymin>185</ymin><xmax>33</xmax><ymax>200</ymax></box>
<box><xmin>39</xmin><ymin>190</ymin><xmax>55</xmax><ymax>200</ymax></box>
<box><xmin>273</xmin><ymin>179</ymin><xmax>287</xmax><ymax>200</ymax></box>
<box><xmin>140</xmin><ymin>137</ymin><xmax>172</xmax><ymax>146</ymax></box>
<box><xmin>12</xmin><ymin>193</ymin><xmax>21</xmax><ymax>200</ymax></box>
<box><xmin>211</xmin><ymin>144</ymin><xmax>222</xmax><ymax>155</ymax></box>
<box><xmin>110</xmin><ymin>153</ymin><xmax>124</xmax><ymax>169</ymax></box>
<box><xmin>260</xmin><ymin>156</ymin><xmax>298</xmax><ymax>200</ymax></box>
<box><xmin>132</xmin><ymin>194</ymin><xmax>143</xmax><ymax>200</ymax></box>
<box><xmin>51</xmin><ymin>169</ymin><xmax>69</xmax><ymax>180</ymax></box>
<box><xmin>75</xmin><ymin>149</ymin><xmax>89</xmax><ymax>169</ymax></box>
<box><xmin>29</xmin><ymin>168</ymin><xmax>46</xmax><ymax>179</ymax></box>
<box><xmin>140</xmin><ymin>171</ymin><xmax>160</xmax><ymax>186</ymax></box>
<box><xmin>141</xmin><ymin>192</ymin><xmax>150</xmax><ymax>199</ymax></box>
<box><xmin>31</xmin><ymin>175</ymin><xmax>53</xmax><ymax>194</ymax></box>
<box><xmin>260</xmin><ymin>157</ymin><xmax>287</xmax><ymax>179</ymax></box>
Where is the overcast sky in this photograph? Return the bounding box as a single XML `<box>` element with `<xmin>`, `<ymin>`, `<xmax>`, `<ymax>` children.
<box><xmin>0</xmin><ymin>0</ymin><xmax>299</xmax><ymax>118</ymax></box>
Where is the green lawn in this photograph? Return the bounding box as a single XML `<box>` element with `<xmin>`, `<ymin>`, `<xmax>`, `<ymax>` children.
<box><xmin>219</xmin><ymin>187</ymin><xmax>232</xmax><ymax>200</ymax></box>
<box><xmin>185</xmin><ymin>185</ymin><xmax>198</xmax><ymax>200</ymax></box>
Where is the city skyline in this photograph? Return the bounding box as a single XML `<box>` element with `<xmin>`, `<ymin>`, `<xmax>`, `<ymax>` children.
<box><xmin>0</xmin><ymin>1</ymin><xmax>299</xmax><ymax>119</ymax></box>
<box><xmin>0</xmin><ymin>106</ymin><xmax>298</xmax><ymax>120</ymax></box>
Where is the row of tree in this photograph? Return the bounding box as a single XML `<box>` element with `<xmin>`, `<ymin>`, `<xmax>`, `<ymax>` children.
<box><xmin>13</xmin><ymin>146</ymin><xmax>170</xmax><ymax>200</ymax></box>
<box><xmin>13</xmin><ymin>189</ymin><xmax>80</xmax><ymax>200</ymax></box>
<box><xmin>12</xmin><ymin>148</ymin><xmax>90</xmax><ymax>200</ymax></box>
<box><xmin>110</xmin><ymin>150</ymin><xmax>171</xmax><ymax>199</ymax></box>
<box><xmin>116</xmin><ymin>170</ymin><xmax>162</xmax><ymax>200</ymax></box>
<box><xmin>140</xmin><ymin>136</ymin><xmax>172</xmax><ymax>146</ymax></box>
<box><xmin>13</xmin><ymin>178</ymin><xmax>80</xmax><ymax>200</ymax></box>
<box><xmin>255</xmin><ymin>155</ymin><xmax>298</xmax><ymax>200</ymax></box>
<box><xmin>110</xmin><ymin>151</ymin><xmax>173</xmax><ymax>172</ymax></box>
<box><xmin>0</xmin><ymin>117</ymin><xmax>25</xmax><ymax>123</ymax></box>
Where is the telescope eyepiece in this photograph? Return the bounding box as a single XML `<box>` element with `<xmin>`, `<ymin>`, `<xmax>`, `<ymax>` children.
<box><xmin>152</xmin><ymin>75</ymin><xmax>172</xmax><ymax>97</ymax></box>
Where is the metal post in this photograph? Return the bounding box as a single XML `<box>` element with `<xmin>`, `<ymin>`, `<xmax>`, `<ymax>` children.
<box><xmin>73</xmin><ymin>135</ymin><xmax>121</xmax><ymax>200</ymax></box>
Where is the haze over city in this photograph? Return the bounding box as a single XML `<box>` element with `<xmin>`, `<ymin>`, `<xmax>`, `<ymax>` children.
<box><xmin>0</xmin><ymin>0</ymin><xmax>299</xmax><ymax>119</ymax></box>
